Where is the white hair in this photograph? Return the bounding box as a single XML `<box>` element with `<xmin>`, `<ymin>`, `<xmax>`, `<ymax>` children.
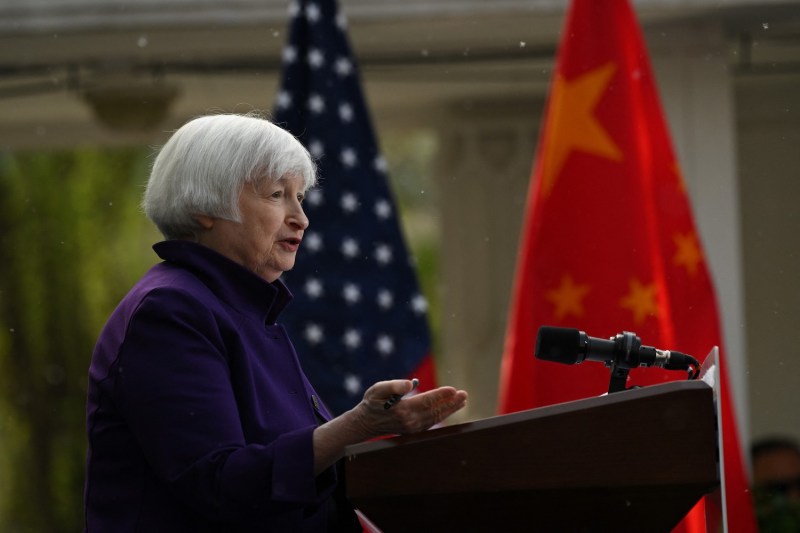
<box><xmin>143</xmin><ymin>113</ymin><xmax>316</xmax><ymax>240</ymax></box>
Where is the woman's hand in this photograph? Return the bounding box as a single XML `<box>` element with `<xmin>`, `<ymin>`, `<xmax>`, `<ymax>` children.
<box><xmin>352</xmin><ymin>379</ymin><xmax>468</xmax><ymax>437</ymax></box>
<box><xmin>312</xmin><ymin>380</ymin><xmax>468</xmax><ymax>474</ymax></box>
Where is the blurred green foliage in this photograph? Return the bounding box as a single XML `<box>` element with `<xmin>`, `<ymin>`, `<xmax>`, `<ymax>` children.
<box><xmin>0</xmin><ymin>147</ymin><xmax>159</xmax><ymax>532</ymax></box>
<box><xmin>380</xmin><ymin>129</ymin><xmax>441</xmax><ymax>354</ymax></box>
<box><xmin>754</xmin><ymin>488</ymin><xmax>800</xmax><ymax>533</ymax></box>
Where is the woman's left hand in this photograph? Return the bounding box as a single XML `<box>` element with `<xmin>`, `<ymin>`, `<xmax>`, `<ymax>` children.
<box><xmin>353</xmin><ymin>379</ymin><xmax>468</xmax><ymax>437</ymax></box>
<box><xmin>312</xmin><ymin>379</ymin><xmax>468</xmax><ymax>474</ymax></box>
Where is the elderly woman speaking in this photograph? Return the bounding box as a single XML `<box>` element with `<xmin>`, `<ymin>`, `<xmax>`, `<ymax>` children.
<box><xmin>84</xmin><ymin>114</ymin><xmax>468</xmax><ymax>532</ymax></box>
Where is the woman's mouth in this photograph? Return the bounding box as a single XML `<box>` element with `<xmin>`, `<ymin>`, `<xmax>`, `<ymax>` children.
<box><xmin>279</xmin><ymin>237</ymin><xmax>302</xmax><ymax>251</ymax></box>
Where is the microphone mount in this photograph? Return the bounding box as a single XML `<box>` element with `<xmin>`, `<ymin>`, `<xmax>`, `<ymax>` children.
<box><xmin>605</xmin><ymin>331</ymin><xmax>643</xmax><ymax>394</ymax></box>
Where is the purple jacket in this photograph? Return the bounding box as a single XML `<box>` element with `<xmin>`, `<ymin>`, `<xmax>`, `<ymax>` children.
<box><xmin>84</xmin><ymin>240</ymin><xmax>359</xmax><ymax>532</ymax></box>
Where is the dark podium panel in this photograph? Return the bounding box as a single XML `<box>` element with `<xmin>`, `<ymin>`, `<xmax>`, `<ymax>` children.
<box><xmin>345</xmin><ymin>381</ymin><xmax>718</xmax><ymax>532</ymax></box>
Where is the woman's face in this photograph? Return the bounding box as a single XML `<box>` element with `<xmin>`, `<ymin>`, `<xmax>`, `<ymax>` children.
<box><xmin>196</xmin><ymin>173</ymin><xmax>309</xmax><ymax>282</ymax></box>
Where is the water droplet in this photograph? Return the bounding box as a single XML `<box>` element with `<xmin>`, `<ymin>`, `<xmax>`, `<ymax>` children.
<box><xmin>420</xmin><ymin>49</ymin><xmax>429</xmax><ymax>57</ymax></box>
<box><xmin>137</xmin><ymin>36</ymin><xmax>148</xmax><ymax>48</ymax></box>
<box><xmin>762</xmin><ymin>22</ymin><xmax>769</xmax><ymax>30</ymax></box>
<box><xmin>519</xmin><ymin>41</ymin><xmax>526</xmax><ymax>48</ymax></box>
<box><xmin>9</xmin><ymin>328</ymin><xmax>14</xmax><ymax>333</ymax></box>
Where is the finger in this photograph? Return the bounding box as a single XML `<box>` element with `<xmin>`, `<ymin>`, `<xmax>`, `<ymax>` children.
<box><xmin>433</xmin><ymin>390</ymin><xmax>467</xmax><ymax>416</ymax></box>
<box><xmin>364</xmin><ymin>380</ymin><xmax>406</xmax><ymax>401</ymax></box>
<box><xmin>413</xmin><ymin>387</ymin><xmax>459</xmax><ymax>408</ymax></box>
<box><xmin>383</xmin><ymin>379</ymin><xmax>418</xmax><ymax>397</ymax></box>
<box><xmin>383</xmin><ymin>378</ymin><xmax>419</xmax><ymax>409</ymax></box>
<box><xmin>403</xmin><ymin>390</ymin><xmax>466</xmax><ymax>428</ymax></box>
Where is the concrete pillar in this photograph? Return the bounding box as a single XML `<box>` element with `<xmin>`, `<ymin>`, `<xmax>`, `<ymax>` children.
<box><xmin>648</xmin><ymin>21</ymin><xmax>750</xmax><ymax>443</ymax></box>
<box><xmin>433</xmin><ymin>98</ymin><xmax>541</xmax><ymax>421</ymax></box>
<box><xmin>736</xmin><ymin>74</ymin><xmax>800</xmax><ymax>442</ymax></box>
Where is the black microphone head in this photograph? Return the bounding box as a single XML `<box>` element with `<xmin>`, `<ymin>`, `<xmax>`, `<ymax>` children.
<box><xmin>535</xmin><ymin>326</ymin><xmax>583</xmax><ymax>364</ymax></box>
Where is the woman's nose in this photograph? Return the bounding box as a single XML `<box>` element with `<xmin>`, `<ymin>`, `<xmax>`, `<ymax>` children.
<box><xmin>289</xmin><ymin>203</ymin><xmax>309</xmax><ymax>229</ymax></box>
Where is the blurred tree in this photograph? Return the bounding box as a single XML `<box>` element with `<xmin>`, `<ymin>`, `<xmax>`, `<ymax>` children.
<box><xmin>0</xmin><ymin>148</ymin><xmax>158</xmax><ymax>532</ymax></box>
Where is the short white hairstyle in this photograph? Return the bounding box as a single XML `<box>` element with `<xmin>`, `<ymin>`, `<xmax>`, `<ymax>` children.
<box><xmin>143</xmin><ymin>113</ymin><xmax>316</xmax><ymax>240</ymax></box>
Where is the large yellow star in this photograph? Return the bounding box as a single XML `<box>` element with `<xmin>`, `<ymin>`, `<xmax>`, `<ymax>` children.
<box><xmin>673</xmin><ymin>231</ymin><xmax>703</xmax><ymax>276</ymax></box>
<box><xmin>539</xmin><ymin>62</ymin><xmax>623</xmax><ymax>196</ymax></box>
<box><xmin>619</xmin><ymin>278</ymin><xmax>659</xmax><ymax>325</ymax></box>
<box><xmin>546</xmin><ymin>274</ymin><xmax>591</xmax><ymax>321</ymax></box>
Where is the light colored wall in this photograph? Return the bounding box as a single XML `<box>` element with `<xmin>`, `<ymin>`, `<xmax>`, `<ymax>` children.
<box><xmin>649</xmin><ymin>21</ymin><xmax>751</xmax><ymax>442</ymax></box>
<box><xmin>433</xmin><ymin>98</ymin><xmax>541</xmax><ymax>422</ymax></box>
<box><xmin>736</xmin><ymin>74</ymin><xmax>800</xmax><ymax>444</ymax></box>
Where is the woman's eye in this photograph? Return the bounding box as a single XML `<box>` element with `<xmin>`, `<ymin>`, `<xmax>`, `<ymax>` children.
<box><xmin>297</xmin><ymin>193</ymin><xmax>305</xmax><ymax>203</ymax></box>
<box><xmin>271</xmin><ymin>190</ymin><xmax>283</xmax><ymax>198</ymax></box>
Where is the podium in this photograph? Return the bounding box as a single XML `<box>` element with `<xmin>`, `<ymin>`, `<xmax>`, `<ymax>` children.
<box><xmin>345</xmin><ymin>381</ymin><xmax>719</xmax><ymax>532</ymax></box>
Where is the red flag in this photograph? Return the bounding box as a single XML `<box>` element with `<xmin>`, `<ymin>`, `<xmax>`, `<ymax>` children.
<box><xmin>497</xmin><ymin>1</ymin><xmax>756</xmax><ymax>531</ymax></box>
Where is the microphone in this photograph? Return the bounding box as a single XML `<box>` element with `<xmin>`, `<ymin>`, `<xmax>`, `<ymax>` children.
<box><xmin>535</xmin><ymin>326</ymin><xmax>699</xmax><ymax>377</ymax></box>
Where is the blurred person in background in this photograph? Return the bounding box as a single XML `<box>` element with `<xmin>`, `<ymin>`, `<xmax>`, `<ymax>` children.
<box><xmin>751</xmin><ymin>435</ymin><xmax>800</xmax><ymax>532</ymax></box>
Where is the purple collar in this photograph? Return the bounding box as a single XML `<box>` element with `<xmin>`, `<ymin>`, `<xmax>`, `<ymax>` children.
<box><xmin>153</xmin><ymin>240</ymin><xmax>293</xmax><ymax>325</ymax></box>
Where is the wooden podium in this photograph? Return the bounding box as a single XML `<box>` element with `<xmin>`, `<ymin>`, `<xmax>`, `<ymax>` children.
<box><xmin>345</xmin><ymin>381</ymin><xmax>719</xmax><ymax>532</ymax></box>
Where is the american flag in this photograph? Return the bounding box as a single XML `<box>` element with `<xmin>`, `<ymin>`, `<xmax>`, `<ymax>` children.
<box><xmin>273</xmin><ymin>0</ymin><xmax>434</xmax><ymax>415</ymax></box>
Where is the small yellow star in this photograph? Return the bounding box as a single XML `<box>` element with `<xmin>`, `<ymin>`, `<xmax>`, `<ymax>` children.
<box><xmin>539</xmin><ymin>62</ymin><xmax>623</xmax><ymax>197</ymax></box>
<box><xmin>673</xmin><ymin>231</ymin><xmax>703</xmax><ymax>276</ymax></box>
<box><xmin>546</xmin><ymin>274</ymin><xmax>591</xmax><ymax>321</ymax></box>
<box><xmin>620</xmin><ymin>278</ymin><xmax>659</xmax><ymax>325</ymax></box>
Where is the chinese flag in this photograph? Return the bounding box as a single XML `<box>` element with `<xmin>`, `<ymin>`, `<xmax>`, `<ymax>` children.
<box><xmin>497</xmin><ymin>0</ymin><xmax>756</xmax><ymax>531</ymax></box>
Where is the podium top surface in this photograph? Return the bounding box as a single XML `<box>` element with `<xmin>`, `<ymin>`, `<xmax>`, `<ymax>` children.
<box><xmin>345</xmin><ymin>379</ymin><xmax>713</xmax><ymax>457</ymax></box>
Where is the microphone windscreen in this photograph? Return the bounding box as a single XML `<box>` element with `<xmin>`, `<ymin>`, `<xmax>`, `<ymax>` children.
<box><xmin>535</xmin><ymin>326</ymin><xmax>582</xmax><ymax>364</ymax></box>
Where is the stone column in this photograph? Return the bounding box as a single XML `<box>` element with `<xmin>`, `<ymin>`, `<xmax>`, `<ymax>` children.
<box><xmin>432</xmin><ymin>98</ymin><xmax>542</xmax><ymax>421</ymax></box>
<box><xmin>648</xmin><ymin>21</ymin><xmax>750</xmax><ymax>441</ymax></box>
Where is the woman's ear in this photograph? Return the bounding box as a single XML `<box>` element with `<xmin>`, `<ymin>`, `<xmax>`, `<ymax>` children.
<box><xmin>193</xmin><ymin>214</ymin><xmax>215</xmax><ymax>230</ymax></box>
